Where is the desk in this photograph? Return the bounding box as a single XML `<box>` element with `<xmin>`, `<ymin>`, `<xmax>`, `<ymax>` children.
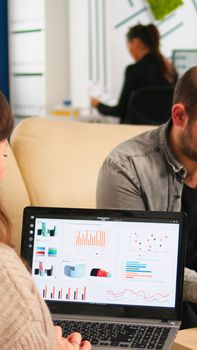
<box><xmin>78</xmin><ymin>114</ymin><xmax>120</xmax><ymax>124</ymax></box>
<box><xmin>49</xmin><ymin>107</ymin><xmax>120</xmax><ymax>124</ymax></box>
<box><xmin>172</xmin><ymin>328</ymin><xmax>197</xmax><ymax>350</ymax></box>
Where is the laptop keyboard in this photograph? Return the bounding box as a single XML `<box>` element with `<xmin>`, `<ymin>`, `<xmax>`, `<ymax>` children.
<box><xmin>53</xmin><ymin>320</ymin><xmax>170</xmax><ymax>349</ymax></box>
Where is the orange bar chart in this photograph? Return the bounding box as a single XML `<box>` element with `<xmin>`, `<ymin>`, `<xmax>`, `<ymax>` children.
<box><xmin>76</xmin><ymin>230</ymin><xmax>106</xmax><ymax>246</ymax></box>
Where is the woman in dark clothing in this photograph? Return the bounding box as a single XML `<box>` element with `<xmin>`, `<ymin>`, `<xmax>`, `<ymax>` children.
<box><xmin>91</xmin><ymin>24</ymin><xmax>178</xmax><ymax>123</ymax></box>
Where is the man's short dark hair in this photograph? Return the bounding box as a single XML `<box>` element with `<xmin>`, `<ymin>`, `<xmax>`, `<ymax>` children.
<box><xmin>173</xmin><ymin>66</ymin><xmax>197</xmax><ymax>121</ymax></box>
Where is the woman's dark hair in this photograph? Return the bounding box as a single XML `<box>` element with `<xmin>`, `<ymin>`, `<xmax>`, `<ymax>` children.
<box><xmin>0</xmin><ymin>91</ymin><xmax>14</xmax><ymax>246</ymax></box>
<box><xmin>0</xmin><ymin>91</ymin><xmax>14</xmax><ymax>140</ymax></box>
<box><xmin>127</xmin><ymin>24</ymin><xmax>174</xmax><ymax>83</ymax></box>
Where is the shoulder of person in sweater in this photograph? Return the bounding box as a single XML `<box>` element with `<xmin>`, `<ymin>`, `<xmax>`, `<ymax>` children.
<box><xmin>0</xmin><ymin>242</ymin><xmax>38</xmax><ymax>301</ymax></box>
<box><xmin>0</xmin><ymin>242</ymin><xmax>55</xmax><ymax>349</ymax></box>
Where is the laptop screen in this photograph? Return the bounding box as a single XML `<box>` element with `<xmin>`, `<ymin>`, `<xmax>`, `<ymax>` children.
<box><xmin>21</xmin><ymin>207</ymin><xmax>186</xmax><ymax>319</ymax></box>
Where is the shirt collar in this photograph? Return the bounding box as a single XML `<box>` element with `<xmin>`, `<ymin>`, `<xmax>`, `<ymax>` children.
<box><xmin>160</xmin><ymin>119</ymin><xmax>187</xmax><ymax>178</ymax></box>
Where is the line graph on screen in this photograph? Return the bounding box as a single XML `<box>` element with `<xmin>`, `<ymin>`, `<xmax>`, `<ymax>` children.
<box><xmin>106</xmin><ymin>288</ymin><xmax>170</xmax><ymax>304</ymax></box>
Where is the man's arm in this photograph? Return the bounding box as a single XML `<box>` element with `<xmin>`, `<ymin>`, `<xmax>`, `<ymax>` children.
<box><xmin>183</xmin><ymin>268</ymin><xmax>197</xmax><ymax>303</ymax></box>
<box><xmin>96</xmin><ymin>156</ymin><xmax>146</xmax><ymax>210</ymax></box>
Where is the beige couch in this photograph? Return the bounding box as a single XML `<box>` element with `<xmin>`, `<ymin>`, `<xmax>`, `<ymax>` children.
<box><xmin>0</xmin><ymin>117</ymin><xmax>154</xmax><ymax>253</ymax></box>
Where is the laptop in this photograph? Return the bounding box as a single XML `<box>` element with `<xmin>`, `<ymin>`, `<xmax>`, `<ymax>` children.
<box><xmin>21</xmin><ymin>207</ymin><xmax>187</xmax><ymax>350</ymax></box>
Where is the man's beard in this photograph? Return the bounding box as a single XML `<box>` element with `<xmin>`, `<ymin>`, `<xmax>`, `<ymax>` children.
<box><xmin>179</xmin><ymin>128</ymin><xmax>197</xmax><ymax>162</ymax></box>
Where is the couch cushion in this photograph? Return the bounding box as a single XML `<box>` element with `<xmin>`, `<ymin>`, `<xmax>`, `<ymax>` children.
<box><xmin>11</xmin><ymin>117</ymin><xmax>154</xmax><ymax>209</ymax></box>
<box><xmin>0</xmin><ymin>145</ymin><xmax>30</xmax><ymax>253</ymax></box>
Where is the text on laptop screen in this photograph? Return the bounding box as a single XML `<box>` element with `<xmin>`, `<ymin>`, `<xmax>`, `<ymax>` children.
<box><xmin>31</xmin><ymin>218</ymin><xmax>179</xmax><ymax>308</ymax></box>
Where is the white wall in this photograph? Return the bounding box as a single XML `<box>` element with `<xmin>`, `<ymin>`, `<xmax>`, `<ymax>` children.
<box><xmin>8</xmin><ymin>0</ymin><xmax>46</xmax><ymax>117</ymax></box>
<box><xmin>45</xmin><ymin>0</ymin><xmax>69</xmax><ymax>110</ymax></box>
<box><xmin>69</xmin><ymin>0</ymin><xmax>89</xmax><ymax>108</ymax></box>
<box><xmin>69</xmin><ymin>0</ymin><xmax>197</xmax><ymax>108</ymax></box>
<box><xmin>8</xmin><ymin>0</ymin><xmax>69</xmax><ymax>117</ymax></box>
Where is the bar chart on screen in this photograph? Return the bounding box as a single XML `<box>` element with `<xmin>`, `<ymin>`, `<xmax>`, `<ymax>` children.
<box><xmin>124</xmin><ymin>261</ymin><xmax>152</xmax><ymax>279</ymax></box>
<box><xmin>36</xmin><ymin>219</ymin><xmax>58</xmax><ymax>238</ymax></box>
<box><xmin>34</xmin><ymin>261</ymin><xmax>55</xmax><ymax>277</ymax></box>
<box><xmin>42</xmin><ymin>284</ymin><xmax>87</xmax><ymax>301</ymax></box>
<box><xmin>75</xmin><ymin>230</ymin><xmax>106</xmax><ymax>247</ymax></box>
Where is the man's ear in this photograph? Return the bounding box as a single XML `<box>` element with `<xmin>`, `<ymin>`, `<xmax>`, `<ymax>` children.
<box><xmin>172</xmin><ymin>103</ymin><xmax>188</xmax><ymax>127</ymax></box>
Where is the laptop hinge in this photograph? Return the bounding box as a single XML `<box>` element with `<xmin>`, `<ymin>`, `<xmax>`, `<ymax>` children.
<box><xmin>161</xmin><ymin>319</ymin><xmax>177</xmax><ymax>326</ymax></box>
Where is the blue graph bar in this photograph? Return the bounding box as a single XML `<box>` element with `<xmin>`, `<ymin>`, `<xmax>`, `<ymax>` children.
<box><xmin>126</xmin><ymin>261</ymin><xmax>152</xmax><ymax>274</ymax></box>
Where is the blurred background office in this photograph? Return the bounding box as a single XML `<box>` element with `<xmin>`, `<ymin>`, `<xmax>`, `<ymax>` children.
<box><xmin>90</xmin><ymin>23</ymin><xmax>178</xmax><ymax>124</ymax></box>
<box><xmin>2</xmin><ymin>0</ymin><xmax>197</xmax><ymax>124</ymax></box>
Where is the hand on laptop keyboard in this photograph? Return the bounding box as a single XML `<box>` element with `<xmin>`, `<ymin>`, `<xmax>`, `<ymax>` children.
<box><xmin>54</xmin><ymin>326</ymin><xmax>91</xmax><ymax>350</ymax></box>
<box><xmin>54</xmin><ymin>320</ymin><xmax>170</xmax><ymax>349</ymax></box>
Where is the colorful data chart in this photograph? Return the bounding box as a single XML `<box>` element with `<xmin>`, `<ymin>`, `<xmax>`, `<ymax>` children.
<box><xmin>36</xmin><ymin>246</ymin><xmax>45</xmax><ymax>256</ymax></box>
<box><xmin>64</xmin><ymin>264</ymin><xmax>86</xmax><ymax>278</ymax></box>
<box><xmin>90</xmin><ymin>268</ymin><xmax>112</xmax><ymax>278</ymax></box>
<box><xmin>73</xmin><ymin>286</ymin><xmax>87</xmax><ymax>301</ymax></box>
<box><xmin>37</xmin><ymin>222</ymin><xmax>57</xmax><ymax>237</ymax></box>
<box><xmin>48</xmin><ymin>247</ymin><xmax>57</xmax><ymax>257</ymax></box>
<box><xmin>130</xmin><ymin>232</ymin><xmax>169</xmax><ymax>252</ymax></box>
<box><xmin>42</xmin><ymin>285</ymin><xmax>48</xmax><ymax>298</ymax></box>
<box><xmin>125</xmin><ymin>261</ymin><xmax>152</xmax><ymax>278</ymax></box>
<box><xmin>106</xmin><ymin>288</ymin><xmax>170</xmax><ymax>304</ymax></box>
<box><xmin>42</xmin><ymin>285</ymin><xmax>87</xmax><ymax>301</ymax></box>
<box><xmin>34</xmin><ymin>261</ymin><xmax>55</xmax><ymax>277</ymax></box>
<box><xmin>75</xmin><ymin>230</ymin><xmax>106</xmax><ymax>247</ymax></box>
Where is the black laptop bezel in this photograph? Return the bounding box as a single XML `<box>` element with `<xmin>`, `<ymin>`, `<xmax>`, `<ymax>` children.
<box><xmin>21</xmin><ymin>206</ymin><xmax>187</xmax><ymax>321</ymax></box>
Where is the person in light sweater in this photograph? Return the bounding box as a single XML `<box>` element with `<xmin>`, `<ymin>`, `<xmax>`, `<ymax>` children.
<box><xmin>0</xmin><ymin>91</ymin><xmax>91</xmax><ymax>350</ymax></box>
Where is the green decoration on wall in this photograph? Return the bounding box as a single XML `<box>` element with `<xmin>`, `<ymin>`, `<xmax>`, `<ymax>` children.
<box><xmin>146</xmin><ymin>0</ymin><xmax>183</xmax><ymax>20</ymax></box>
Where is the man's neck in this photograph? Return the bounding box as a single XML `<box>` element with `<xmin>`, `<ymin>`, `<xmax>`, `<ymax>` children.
<box><xmin>169</xmin><ymin>127</ymin><xmax>197</xmax><ymax>188</ymax></box>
